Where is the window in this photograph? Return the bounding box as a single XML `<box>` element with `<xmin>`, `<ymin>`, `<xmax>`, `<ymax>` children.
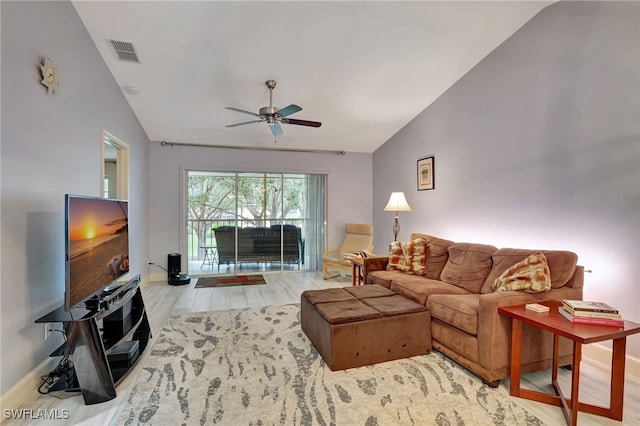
<box><xmin>186</xmin><ymin>171</ymin><xmax>325</xmax><ymax>275</ymax></box>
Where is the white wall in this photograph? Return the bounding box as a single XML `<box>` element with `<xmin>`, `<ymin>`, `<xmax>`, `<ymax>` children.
<box><xmin>0</xmin><ymin>1</ymin><xmax>150</xmax><ymax>394</ymax></box>
<box><xmin>373</xmin><ymin>1</ymin><xmax>640</xmax><ymax>357</ymax></box>
<box><xmin>148</xmin><ymin>143</ymin><xmax>372</xmax><ymax>273</ymax></box>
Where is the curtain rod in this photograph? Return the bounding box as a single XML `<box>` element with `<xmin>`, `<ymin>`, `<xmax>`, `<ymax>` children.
<box><xmin>159</xmin><ymin>140</ymin><xmax>346</xmax><ymax>155</ymax></box>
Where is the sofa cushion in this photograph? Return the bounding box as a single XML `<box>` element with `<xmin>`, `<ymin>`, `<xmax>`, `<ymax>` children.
<box><xmin>480</xmin><ymin>248</ymin><xmax>578</xmax><ymax>294</ymax></box>
<box><xmin>315</xmin><ymin>300</ymin><xmax>380</xmax><ymax>324</ymax></box>
<box><xmin>430</xmin><ymin>319</ymin><xmax>480</xmax><ymax>364</ymax></box>
<box><xmin>344</xmin><ymin>284</ymin><xmax>396</xmax><ymax>299</ymax></box>
<box><xmin>410</xmin><ymin>234</ymin><xmax>454</xmax><ymax>279</ymax></box>
<box><xmin>387</xmin><ymin>241</ymin><xmax>410</xmax><ymax>272</ymax></box>
<box><xmin>303</xmin><ymin>288</ymin><xmax>356</xmax><ymax>305</ymax></box>
<box><xmin>390</xmin><ymin>276</ymin><xmax>471</xmax><ymax>305</ymax></box>
<box><xmin>361</xmin><ymin>295</ymin><xmax>428</xmax><ymax>317</ymax></box>
<box><xmin>440</xmin><ymin>243</ymin><xmax>497</xmax><ymax>293</ymax></box>
<box><xmin>493</xmin><ymin>252</ymin><xmax>551</xmax><ymax>293</ymax></box>
<box><xmin>366</xmin><ymin>270</ymin><xmax>397</xmax><ymax>288</ymax></box>
<box><xmin>386</xmin><ymin>237</ymin><xmax>426</xmax><ymax>275</ymax></box>
<box><xmin>427</xmin><ymin>294</ymin><xmax>479</xmax><ymax>336</ymax></box>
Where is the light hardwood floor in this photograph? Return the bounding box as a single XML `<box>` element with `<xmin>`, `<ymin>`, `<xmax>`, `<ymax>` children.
<box><xmin>4</xmin><ymin>272</ymin><xmax>639</xmax><ymax>425</ymax></box>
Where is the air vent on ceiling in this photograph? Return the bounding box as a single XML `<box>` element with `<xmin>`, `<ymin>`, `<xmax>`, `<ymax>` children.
<box><xmin>107</xmin><ymin>39</ymin><xmax>140</xmax><ymax>63</ymax></box>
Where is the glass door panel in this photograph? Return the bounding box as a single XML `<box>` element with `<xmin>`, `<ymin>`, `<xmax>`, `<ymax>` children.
<box><xmin>235</xmin><ymin>173</ymin><xmax>267</xmax><ymax>274</ymax></box>
<box><xmin>186</xmin><ymin>171</ymin><xmax>324</xmax><ymax>276</ymax></box>
<box><xmin>187</xmin><ymin>171</ymin><xmax>237</xmax><ymax>276</ymax></box>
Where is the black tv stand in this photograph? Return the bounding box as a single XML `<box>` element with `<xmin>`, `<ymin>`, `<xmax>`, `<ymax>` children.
<box><xmin>83</xmin><ymin>297</ymin><xmax>104</xmax><ymax>313</ymax></box>
<box><xmin>47</xmin><ymin>369</ymin><xmax>80</xmax><ymax>393</ymax></box>
<box><xmin>35</xmin><ymin>275</ymin><xmax>151</xmax><ymax>405</ymax></box>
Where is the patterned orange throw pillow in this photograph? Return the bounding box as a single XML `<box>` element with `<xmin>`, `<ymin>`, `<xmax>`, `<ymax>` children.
<box><xmin>493</xmin><ymin>252</ymin><xmax>551</xmax><ymax>293</ymax></box>
<box><xmin>387</xmin><ymin>238</ymin><xmax>426</xmax><ymax>275</ymax></box>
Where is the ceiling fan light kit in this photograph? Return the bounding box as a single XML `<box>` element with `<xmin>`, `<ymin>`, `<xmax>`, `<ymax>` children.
<box><xmin>226</xmin><ymin>80</ymin><xmax>322</xmax><ymax>136</ymax></box>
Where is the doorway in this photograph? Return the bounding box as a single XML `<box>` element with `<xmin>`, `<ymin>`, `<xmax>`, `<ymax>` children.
<box><xmin>185</xmin><ymin>171</ymin><xmax>326</xmax><ymax>276</ymax></box>
<box><xmin>101</xmin><ymin>130</ymin><xmax>130</xmax><ymax>200</ymax></box>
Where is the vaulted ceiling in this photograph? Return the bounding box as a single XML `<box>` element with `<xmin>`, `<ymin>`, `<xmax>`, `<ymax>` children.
<box><xmin>72</xmin><ymin>1</ymin><xmax>552</xmax><ymax>153</ymax></box>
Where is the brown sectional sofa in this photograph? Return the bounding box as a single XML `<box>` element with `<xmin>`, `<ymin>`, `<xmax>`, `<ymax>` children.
<box><xmin>363</xmin><ymin>233</ymin><xmax>584</xmax><ymax>386</ymax></box>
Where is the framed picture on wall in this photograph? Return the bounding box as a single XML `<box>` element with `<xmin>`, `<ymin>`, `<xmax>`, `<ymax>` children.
<box><xmin>417</xmin><ymin>156</ymin><xmax>434</xmax><ymax>191</ymax></box>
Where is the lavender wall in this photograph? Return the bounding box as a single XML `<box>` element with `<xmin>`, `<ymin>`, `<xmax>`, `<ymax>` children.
<box><xmin>148</xmin><ymin>143</ymin><xmax>372</xmax><ymax>273</ymax></box>
<box><xmin>373</xmin><ymin>1</ymin><xmax>640</xmax><ymax>357</ymax></box>
<box><xmin>1</xmin><ymin>1</ymin><xmax>150</xmax><ymax>394</ymax></box>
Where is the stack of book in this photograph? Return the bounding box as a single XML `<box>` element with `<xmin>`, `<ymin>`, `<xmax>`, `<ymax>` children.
<box><xmin>559</xmin><ymin>300</ymin><xmax>624</xmax><ymax>327</ymax></box>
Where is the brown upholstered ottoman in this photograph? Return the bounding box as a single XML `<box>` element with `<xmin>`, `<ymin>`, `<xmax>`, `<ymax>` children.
<box><xmin>301</xmin><ymin>285</ymin><xmax>431</xmax><ymax>370</ymax></box>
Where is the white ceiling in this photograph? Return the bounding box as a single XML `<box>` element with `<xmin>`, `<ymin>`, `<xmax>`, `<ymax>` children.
<box><xmin>72</xmin><ymin>1</ymin><xmax>552</xmax><ymax>153</ymax></box>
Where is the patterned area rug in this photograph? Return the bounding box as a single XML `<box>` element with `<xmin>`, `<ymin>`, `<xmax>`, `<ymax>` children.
<box><xmin>116</xmin><ymin>304</ymin><xmax>545</xmax><ymax>426</ymax></box>
<box><xmin>194</xmin><ymin>274</ymin><xmax>266</xmax><ymax>288</ymax></box>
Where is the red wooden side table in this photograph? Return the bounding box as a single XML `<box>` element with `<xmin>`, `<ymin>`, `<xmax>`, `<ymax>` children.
<box><xmin>498</xmin><ymin>300</ymin><xmax>640</xmax><ymax>425</ymax></box>
<box><xmin>349</xmin><ymin>257</ymin><xmax>365</xmax><ymax>286</ymax></box>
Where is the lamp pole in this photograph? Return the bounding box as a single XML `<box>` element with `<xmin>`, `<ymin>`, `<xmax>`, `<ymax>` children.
<box><xmin>393</xmin><ymin>213</ymin><xmax>400</xmax><ymax>241</ymax></box>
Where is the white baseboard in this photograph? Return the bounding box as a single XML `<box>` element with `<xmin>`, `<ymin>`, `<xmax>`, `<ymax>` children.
<box><xmin>583</xmin><ymin>343</ymin><xmax>640</xmax><ymax>383</ymax></box>
<box><xmin>139</xmin><ymin>273</ymin><xmax>152</xmax><ymax>288</ymax></box>
<box><xmin>149</xmin><ymin>271</ymin><xmax>166</xmax><ymax>282</ymax></box>
<box><xmin>0</xmin><ymin>357</ymin><xmax>56</xmax><ymax>412</ymax></box>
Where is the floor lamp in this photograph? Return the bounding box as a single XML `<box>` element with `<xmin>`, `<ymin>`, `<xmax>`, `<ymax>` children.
<box><xmin>384</xmin><ymin>192</ymin><xmax>412</xmax><ymax>241</ymax></box>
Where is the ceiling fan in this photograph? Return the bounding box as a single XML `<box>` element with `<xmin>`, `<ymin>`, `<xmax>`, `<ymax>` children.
<box><xmin>225</xmin><ymin>80</ymin><xmax>322</xmax><ymax>136</ymax></box>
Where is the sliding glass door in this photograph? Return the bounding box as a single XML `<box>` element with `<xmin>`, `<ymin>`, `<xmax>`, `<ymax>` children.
<box><xmin>186</xmin><ymin>171</ymin><xmax>325</xmax><ymax>276</ymax></box>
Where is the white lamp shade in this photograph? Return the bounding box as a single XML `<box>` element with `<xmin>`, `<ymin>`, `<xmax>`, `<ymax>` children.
<box><xmin>384</xmin><ymin>192</ymin><xmax>412</xmax><ymax>212</ymax></box>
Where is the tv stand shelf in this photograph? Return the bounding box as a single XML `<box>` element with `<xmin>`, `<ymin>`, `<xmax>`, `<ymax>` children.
<box><xmin>35</xmin><ymin>275</ymin><xmax>151</xmax><ymax>405</ymax></box>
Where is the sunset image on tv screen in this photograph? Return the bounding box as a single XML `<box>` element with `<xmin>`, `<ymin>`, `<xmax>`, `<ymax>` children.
<box><xmin>67</xmin><ymin>196</ymin><xmax>129</xmax><ymax>308</ymax></box>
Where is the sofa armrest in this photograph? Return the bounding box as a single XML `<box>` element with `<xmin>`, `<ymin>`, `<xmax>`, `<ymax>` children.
<box><xmin>566</xmin><ymin>265</ymin><xmax>584</xmax><ymax>289</ymax></box>
<box><xmin>476</xmin><ymin>285</ymin><xmax>583</xmax><ymax>372</ymax></box>
<box><xmin>363</xmin><ymin>256</ymin><xmax>389</xmax><ymax>283</ymax></box>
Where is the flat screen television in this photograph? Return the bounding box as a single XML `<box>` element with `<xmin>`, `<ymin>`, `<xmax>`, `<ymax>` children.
<box><xmin>65</xmin><ymin>194</ymin><xmax>129</xmax><ymax>311</ymax></box>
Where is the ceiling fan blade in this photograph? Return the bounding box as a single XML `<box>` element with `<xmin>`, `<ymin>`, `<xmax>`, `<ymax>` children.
<box><xmin>225</xmin><ymin>107</ymin><xmax>261</xmax><ymax>118</ymax></box>
<box><xmin>270</xmin><ymin>122</ymin><xmax>284</xmax><ymax>136</ymax></box>
<box><xmin>226</xmin><ymin>119</ymin><xmax>263</xmax><ymax>128</ymax></box>
<box><xmin>281</xmin><ymin>118</ymin><xmax>322</xmax><ymax>128</ymax></box>
<box><xmin>276</xmin><ymin>104</ymin><xmax>302</xmax><ymax>118</ymax></box>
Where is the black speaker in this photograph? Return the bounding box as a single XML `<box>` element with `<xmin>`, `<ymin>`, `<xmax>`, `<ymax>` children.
<box><xmin>168</xmin><ymin>253</ymin><xmax>181</xmax><ymax>276</ymax></box>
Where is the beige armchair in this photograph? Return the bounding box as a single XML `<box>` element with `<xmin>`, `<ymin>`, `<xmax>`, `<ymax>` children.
<box><xmin>322</xmin><ymin>223</ymin><xmax>374</xmax><ymax>280</ymax></box>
